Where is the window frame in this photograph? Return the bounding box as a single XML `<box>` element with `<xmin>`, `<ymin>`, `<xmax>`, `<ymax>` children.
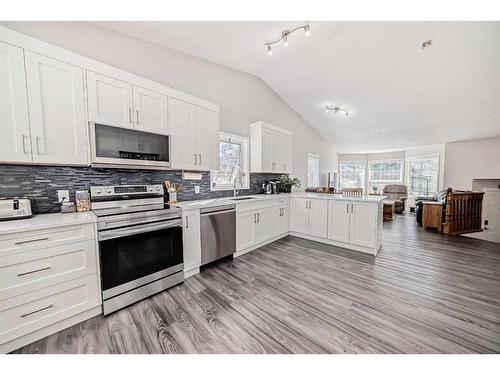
<box><xmin>307</xmin><ymin>153</ymin><xmax>321</xmax><ymax>187</ymax></box>
<box><xmin>339</xmin><ymin>160</ymin><xmax>367</xmax><ymax>190</ymax></box>
<box><xmin>367</xmin><ymin>158</ymin><xmax>404</xmax><ymax>190</ymax></box>
<box><xmin>405</xmin><ymin>153</ymin><xmax>440</xmax><ymax>197</ymax></box>
<box><xmin>210</xmin><ymin>132</ymin><xmax>249</xmax><ymax>192</ymax></box>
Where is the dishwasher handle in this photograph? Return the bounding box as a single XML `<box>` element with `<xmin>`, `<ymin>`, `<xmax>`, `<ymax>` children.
<box><xmin>200</xmin><ymin>205</ymin><xmax>236</xmax><ymax>215</ymax></box>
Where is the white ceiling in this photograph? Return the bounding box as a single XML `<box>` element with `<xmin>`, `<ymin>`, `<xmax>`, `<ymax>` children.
<box><xmin>95</xmin><ymin>21</ymin><xmax>500</xmax><ymax>153</ymax></box>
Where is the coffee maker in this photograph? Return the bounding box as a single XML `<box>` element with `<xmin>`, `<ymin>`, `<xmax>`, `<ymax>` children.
<box><xmin>262</xmin><ymin>181</ymin><xmax>279</xmax><ymax>194</ymax></box>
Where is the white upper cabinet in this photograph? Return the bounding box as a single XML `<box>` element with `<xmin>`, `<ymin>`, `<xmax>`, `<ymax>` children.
<box><xmin>169</xmin><ymin>98</ymin><xmax>197</xmax><ymax>169</ymax></box>
<box><xmin>250</xmin><ymin>121</ymin><xmax>293</xmax><ymax>174</ymax></box>
<box><xmin>25</xmin><ymin>52</ymin><xmax>88</xmax><ymax>165</ymax></box>
<box><xmin>86</xmin><ymin>71</ymin><xmax>133</xmax><ymax>128</ymax></box>
<box><xmin>132</xmin><ymin>86</ymin><xmax>168</xmax><ymax>134</ymax></box>
<box><xmin>169</xmin><ymin>97</ymin><xmax>220</xmax><ymax>171</ymax></box>
<box><xmin>195</xmin><ymin>107</ymin><xmax>219</xmax><ymax>170</ymax></box>
<box><xmin>0</xmin><ymin>41</ymin><xmax>31</xmax><ymax>163</ymax></box>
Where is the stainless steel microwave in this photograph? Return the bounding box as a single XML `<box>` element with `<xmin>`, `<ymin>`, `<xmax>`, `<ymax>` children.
<box><xmin>89</xmin><ymin>123</ymin><xmax>170</xmax><ymax>170</ymax></box>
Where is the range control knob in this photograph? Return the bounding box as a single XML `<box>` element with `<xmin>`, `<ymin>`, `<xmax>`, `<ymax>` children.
<box><xmin>94</xmin><ymin>188</ymin><xmax>102</xmax><ymax>195</ymax></box>
<box><xmin>105</xmin><ymin>188</ymin><xmax>112</xmax><ymax>194</ymax></box>
<box><xmin>148</xmin><ymin>186</ymin><xmax>154</xmax><ymax>192</ymax></box>
<box><xmin>155</xmin><ymin>186</ymin><xmax>161</xmax><ymax>191</ymax></box>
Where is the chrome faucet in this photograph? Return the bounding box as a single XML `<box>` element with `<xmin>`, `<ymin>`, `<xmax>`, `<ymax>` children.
<box><xmin>233</xmin><ymin>176</ymin><xmax>242</xmax><ymax>197</ymax></box>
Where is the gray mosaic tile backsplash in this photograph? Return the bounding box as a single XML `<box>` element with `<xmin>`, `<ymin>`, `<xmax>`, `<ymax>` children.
<box><xmin>0</xmin><ymin>165</ymin><xmax>285</xmax><ymax>214</ymax></box>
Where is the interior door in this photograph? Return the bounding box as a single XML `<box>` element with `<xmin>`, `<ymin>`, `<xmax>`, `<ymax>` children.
<box><xmin>0</xmin><ymin>41</ymin><xmax>32</xmax><ymax>163</ymax></box>
<box><xmin>25</xmin><ymin>52</ymin><xmax>88</xmax><ymax>165</ymax></box>
<box><xmin>87</xmin><ymin>71</ymin><xmax>133</xmax><ymax>128</ymax></box>
<box><xmin>328</xmin><ymin>200</ymin><xmax>351</xmax><ymax>243</ymax></box>
<box><xmin>290</xmin><ymin>198</ymin><xmax>309</xmax><ymax>234</ymax></box>
<box><xmin>132</xmin><ymin>86</ymin><xmax>168</xmax><ymax>134</ymax></box>
<box><xmin>350</xmin><ymin>202</ymin><xmax>377</xmax><ymax>248</ymax></box>
<box><xmin>308</xmin><ymin>199</ymin><xmax>328</xmax><ymax>238</ymax></box>
<box><xmin>237</xmin><ymin>211</ymin><xmax>256</xmax><ymax>251</ymax></box>
<box><xmin>169</xmin><ymin>98</ymin><xmax>197</xmax><ymax>169</ymax></box>
<box><xmin>195</xmin><ymin>106</ymin><xmax>219</xmax><ymax>170</ymax></box>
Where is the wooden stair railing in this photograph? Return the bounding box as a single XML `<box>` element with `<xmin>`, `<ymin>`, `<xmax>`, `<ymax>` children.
<box><xmin>442</xmin><ymin>188</ymin><xmax>484</xmax><ymax>235</ymax></box>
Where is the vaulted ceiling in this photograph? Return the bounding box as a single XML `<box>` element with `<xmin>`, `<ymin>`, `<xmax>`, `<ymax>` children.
<box><xmin>95</xmin><ymin>21</ymin><xmax>500</xmax><ymax>153</ymax></box>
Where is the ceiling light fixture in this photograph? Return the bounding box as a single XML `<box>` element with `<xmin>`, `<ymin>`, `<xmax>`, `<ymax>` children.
<box><xmin>264</xmin><ymin>23</ymin><xmax>310</xmax><ymax>55</ymax></box>
<box><xmin>325</xmin><ymin>105</ymin><xmax>350</xmax><ymax>117</ymax></box>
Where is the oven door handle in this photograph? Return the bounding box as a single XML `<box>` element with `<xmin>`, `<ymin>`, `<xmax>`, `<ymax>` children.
<box><xmin>99</xmin><ymin>219</ymin><xmax>182</xmax><ymax>241</ymax></box>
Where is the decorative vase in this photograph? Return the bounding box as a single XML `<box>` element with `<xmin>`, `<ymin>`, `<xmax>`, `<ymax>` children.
<box><xmin>168</xmin><ymin>192</ymin><xmax>177</xmax><ymax>203</ymax></box>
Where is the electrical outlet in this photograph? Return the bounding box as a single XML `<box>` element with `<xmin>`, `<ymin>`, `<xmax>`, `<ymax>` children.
<box><xmin>57</xmin><ymin>190</ymin><xmax>70</xmax><ymax>203</ymax></box>
<box><xmin>194</xmin><ymin>186</ymin><xmax>200</xmax><ymax>194</ymax></box>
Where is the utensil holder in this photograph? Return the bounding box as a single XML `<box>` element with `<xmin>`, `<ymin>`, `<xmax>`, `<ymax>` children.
<box><xmin>168</xmin><ymin>192</ymin><xmax>177</xmax><ymax>203</ymax></box>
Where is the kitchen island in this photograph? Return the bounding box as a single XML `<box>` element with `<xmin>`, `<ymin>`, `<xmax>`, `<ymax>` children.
<box><xmin>173</xmin><ymin>192</ymin><xmax>386</xmax><ymax>278</ymax></box>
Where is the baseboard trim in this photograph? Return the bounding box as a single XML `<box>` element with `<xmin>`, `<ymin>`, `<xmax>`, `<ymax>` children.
<box><xmin>234</xmin><ymin>233</ymin><xmax>288</xmax><ymax>258</ymax></box>
<box><xmin>2</xmin><ymin>305</ymin><xmax>102</xmax><ymax>354</ymax></box>
<box><xmin>288</xmin><ymin>232</ymin><xmax>379</xmax><ymax>255</ymax></box>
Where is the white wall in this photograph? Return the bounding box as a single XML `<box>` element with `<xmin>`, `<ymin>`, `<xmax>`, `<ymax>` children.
<box><xmin>1</xmin><ymin>21</ymin><xmax>337</xmax><ymax>187</ymax></box>
<box><xmin>443</xmin><ymin>137</ymin><xmax>500</xmax><ymax>190</ymax></box>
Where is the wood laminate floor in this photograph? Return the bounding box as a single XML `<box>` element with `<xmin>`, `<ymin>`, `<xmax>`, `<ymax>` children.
<box><xmin>13</xmin><ymin>215</ymin><xmax>500</xmax><ymax>353</ymax></box>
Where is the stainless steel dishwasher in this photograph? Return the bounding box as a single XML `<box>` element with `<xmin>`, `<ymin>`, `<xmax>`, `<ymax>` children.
<box><xmin>200</xmin><ymin>204</ymin><xmax>236</xmax><ymax>266</ymax></box>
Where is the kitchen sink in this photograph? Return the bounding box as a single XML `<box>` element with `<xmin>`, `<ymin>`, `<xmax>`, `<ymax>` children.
<box><xmin>231</xmin><ymin>197</ymin><xmax>257</xmax><ymax>201</ymax></box>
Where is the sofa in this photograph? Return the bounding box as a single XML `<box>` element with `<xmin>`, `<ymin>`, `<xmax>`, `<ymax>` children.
<box><xmin>382</xmin><ymin>184</ymin><xmax>408</xmax><ymax>214</ymax></box>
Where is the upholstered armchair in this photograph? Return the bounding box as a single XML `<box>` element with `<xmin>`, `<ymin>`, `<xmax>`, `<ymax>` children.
<box><xmin>382</xmin><ymin>184</ymin><xmax>408</xmax><ymax>214</ymax></box>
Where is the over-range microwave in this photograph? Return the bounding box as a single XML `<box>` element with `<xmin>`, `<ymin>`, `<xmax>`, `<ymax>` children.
<box><xmin>89</xmin><ymin>123</ymin><xmax>171</xmax><ymax>170</ymax></box>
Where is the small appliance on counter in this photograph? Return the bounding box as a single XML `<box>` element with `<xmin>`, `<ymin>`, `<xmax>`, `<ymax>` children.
<box><xmin>0</xmin><ymin>198</ymin><xmax>33</xmax><ymax>221</ymax></box>
<box><xmin>262</xmin><ymin>181</ymin><xmax>280</xmax><ymax>194</ymax></box>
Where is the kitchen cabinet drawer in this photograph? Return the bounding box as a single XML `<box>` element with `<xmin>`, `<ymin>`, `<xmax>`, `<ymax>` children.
<box><xmin>0</xmin><ymin>224</ymin><xmax>95</xmax><ymax>257</ymax></box>
<box><xmin>0</xmin><ymin>240</ymin><xmax>97</xmax><ymax>300</ymax></box>
<box><xmin>0</xmin><ymin>274</ymin><xmax>99</xmax><ymax>345</ymax></box>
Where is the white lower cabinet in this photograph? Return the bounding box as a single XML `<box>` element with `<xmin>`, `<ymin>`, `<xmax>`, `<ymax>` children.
<box><xmin>328</xmin><ymin>201</ymin><xmax>351</xmax><ymax>243</ymax></box>
<box><xmin>0</xmin><ymin>221</ymin><xmax>100</xmax><ymax>353</ymax></box>
<box><xmin>236</xmin><ymin>202</ymin><xmax>289</xmax><ymax>252</ymax></box>
<box><xmin>182</xmin><ymin>209</ymin><xmax>201</xmax><ymax>274</ymax></box>
<box><xmin>290</xmin><ymin>198</ymin><xmax>328</xmax><ymax>238</ymax></box>
<box><xmin>327</xmin><ymin>200</ymin><xmax>378</xmax><ymax>251</ymax></box>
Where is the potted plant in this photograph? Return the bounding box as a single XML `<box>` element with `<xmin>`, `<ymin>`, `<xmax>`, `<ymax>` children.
<box><xmin>372</xmin><ymin>185</ymin><xmax>379</xmax><ymax>194</ymax></box>
<box><xmin>279</xmin><ymin>175</ymin><xmax>301</xmax><ymax>193</ymax></box>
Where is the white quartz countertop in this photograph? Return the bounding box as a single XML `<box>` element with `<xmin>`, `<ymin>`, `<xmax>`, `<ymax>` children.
<box><xmin>0</xmin><ymin>211</ymin><xmax>96</xmax><ymax>236</ymax></box>
<box><xmin>173</xmin><ymin>192</ymin><xmax>386</xmax><ymax>210</ymax></box>
<box><xmin>290</xmin><ymin>192</ymin><xmax>387</xmax><ymax>202</ymax></box>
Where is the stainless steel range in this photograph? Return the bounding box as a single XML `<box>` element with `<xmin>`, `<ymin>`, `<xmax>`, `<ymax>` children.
<box><xmin>90</xmin><ymin>184</ymin><xmax>183</xmax><ymax>315</ymax></box>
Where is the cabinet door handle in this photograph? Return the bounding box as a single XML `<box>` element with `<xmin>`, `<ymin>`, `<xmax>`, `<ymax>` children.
<box><xmin>21</xmin><ymin>304</ymin><xmax>54</xmax><ymax>318</ymax></box>
<box><xmin>35</xmin><ymin>136</ymin><xmax>45</xmax><ymax>154</ymax></box>
<box><xmin>185</xmin><ymin>215</ymin><xmax>189</xmax><ymax>229</ymax></box>
<box><xmin>136</xmin><ymin>109</ymin><xmax>139</xmax><ymax>124</ymax></box>
<box><xmin>194</xmin><ymin>153</ymin><xmax>197</xmax><ymax>165</ymax></box>
<box><xmin>258</xmin><ymin>213</ymin><xmax>260</xmax><ymax>223</ymax></box>
<box><xmin>347</xmin><ymin>204</ymin><xmax>349</xmax><ymax>213</ymax></box>
<box><xmin>351</xmin><ymin>204</ymin><xmax>354</xmax><ymax>214</ymax></box>
<box><xmin>22</xmin><ymin>135</ymin><xmax>30</xmax><ymax>154</ymax></box>
<box><xmin>15</xmin><ymin>237</ymin><xmax>49</xmax><ymax>245</ymax></box>
<box><xmin>17</xmin><ymin>266</ymin><xmax>51</xmax><ymax>277</ymax></box>
<box><xmin>199</xmin><ymin>154</ymin><xmax>202</xmax><ymax>165</ymax></box>
<box><xmin>129</xmin><ymin>108</ymin><xmax>132</xmax><ymax>123</ymax></box>
<box><xmin>253</xmin><ymin>214</ymin><xmax>256</xmax><ymax>223</ymax></box>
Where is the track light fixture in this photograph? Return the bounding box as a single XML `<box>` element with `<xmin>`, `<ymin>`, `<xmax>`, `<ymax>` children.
<box><xmin>325</xmin><ymin>105</ymin><xmax>350</xmax><ymax>117</ymax></box>
<box><xmin>264</xmin><ymin>23</ymin><xmax>310</xmax><ymax>55</ymax></box>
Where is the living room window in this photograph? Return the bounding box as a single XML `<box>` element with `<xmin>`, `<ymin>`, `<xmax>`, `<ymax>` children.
<box><xmin>210</xmin><ymin>133</ymin><xmax>249</xmax><ymax>191</ymax></box>
<box><xmin>406</xmin><ymin>154</ymin><xmax>440</xmax><ymax>196</ymax></box>
<box><xmin>339</xmin><ymin>161</ymin><xmax>366</xmax><ymax>190</ymax></box>
<box><xmin>367</xmin><ymin>159</ymin><xmax>404</xmax><ymax>191</ymax></box>
<box><xmin>307</xmin><ymin>153</ymin><xmax>320</xmax><ymax>187</ymax></box>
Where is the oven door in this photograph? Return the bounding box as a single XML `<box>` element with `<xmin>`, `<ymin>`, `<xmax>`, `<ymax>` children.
<box><xmin>98</xmin><ymin>219</ymin><xmax>183</xmax><ymax>299</ymax></box>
